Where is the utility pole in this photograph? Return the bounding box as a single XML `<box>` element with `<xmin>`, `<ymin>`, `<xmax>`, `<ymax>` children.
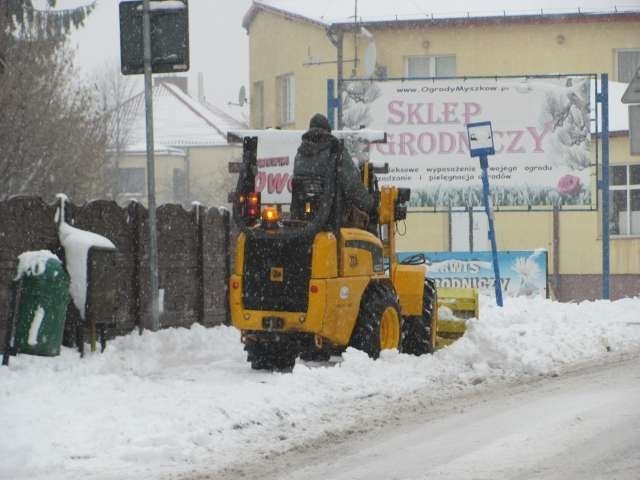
<box><xmin>325</xmin><ymin>26</ymin><xmax>345</xmax><ymax>130</ymax></box>
<box><xmin>320</xmin><ymin>1</ymin><xmax>365</xmax><ymax>129</ymax></box>
<box><xmin>336</xmin><ymin>32</ymin><xmax>344</xmax><ymax>129</ymax></box>
<box><xmin>142</xmin><ymin>0</ymin><xmax>160</xmax><ymax>331</ymax></box>
<box><xmin>598</xmin><ymin>74</ymin><xmax>610</xmax><ymax>299</ymax></box>
<box><xmin>351</xmin><ymin>0</ymin><xmax>358</xmax><ymax>78</ymax></box>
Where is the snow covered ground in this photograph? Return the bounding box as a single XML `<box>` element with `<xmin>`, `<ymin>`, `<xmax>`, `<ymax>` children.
<box><xmin>1</xmin><ymin>295</ymin><xmax>640</xmax><ymax>480</ymax></box>
<box><xmin>244</xmin><ymin>353</ymin><xmax>640</xmax><ymax>480</ymax></box>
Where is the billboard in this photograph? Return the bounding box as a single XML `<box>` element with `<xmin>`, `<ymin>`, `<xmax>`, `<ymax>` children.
<box><xmin>342</xmin><ymin>76</ymin><xmax>594</xmax><ymax>209</ymax></box>
<box><xmin>397</xmin><ymin>250</ymin><xmax>548</xmax><ymax>298</ymax></box>
<box><xmin>229</xmin><ymin>129</ymin><xmax>384</xmax><ymax>204</ymax></box>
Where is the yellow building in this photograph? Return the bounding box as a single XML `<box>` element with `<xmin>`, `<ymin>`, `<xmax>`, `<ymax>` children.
<box><xmin>242</xmin><ymin>2</ymin><xmax>640</xmax><ymax>300</ymax></box>
<box><xmin>113</xmin><ymin>78</ymin><xmax>247</xmax><ymax>208</ymax></box>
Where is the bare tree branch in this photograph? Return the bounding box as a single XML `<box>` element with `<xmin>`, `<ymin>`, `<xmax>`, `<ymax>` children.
<box><xmin>0</xmin><ymin>31</ymin><xmax>108</xmax><ymax>202</ymax></box>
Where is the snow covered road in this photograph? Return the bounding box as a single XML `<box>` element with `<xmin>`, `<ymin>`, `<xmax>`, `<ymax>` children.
<box><xmin>1</xmin><ymin>295</ymin><xmax>640</xmax><ymax>480</ymax></box>
<box><xmin>225</xmin><ymin>353</ymin><xmax>640</xmax><ymax>480</ymax></box>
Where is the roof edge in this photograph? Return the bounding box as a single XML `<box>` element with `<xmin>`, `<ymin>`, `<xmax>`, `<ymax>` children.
<box><xmin>203</xmin><ymin>100</ymin><xmax>248</xmax><ymax>130</ymax></box>
<box><xmin>243</xmin><ymin>3</ymin><xmax>640</xmax><ymax>32</ymax></box>
<box><xmin>242</xmin><ymin>1</ymin><xmax>328</xmax><ymax>32</ymax></box>
<box><xmin>160</xmin><ymin>81</ymin><xmax>228</xmax><ymax>139</ymax></box>
<box><xmin>343</xmin><ymin>10</ymin><xmax>640</xmax><ymax>30</ymax></box>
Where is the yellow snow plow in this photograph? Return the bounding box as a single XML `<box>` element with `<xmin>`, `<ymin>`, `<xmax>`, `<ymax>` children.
<box><xmin>435</xmin><ymin>287</ymin><xmax>479</xmax><ymax>348</ymax></box>
<box><xmin>227</xmin><ymin>129</ymin><xmax>480</xmax><ymax>368</ymax></box>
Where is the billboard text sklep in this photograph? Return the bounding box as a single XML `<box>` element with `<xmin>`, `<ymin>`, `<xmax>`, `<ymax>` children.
<box><xmin>343</xmin><ymin>76</ymin><xmax>594</xmax><ymax>209</ymax></box>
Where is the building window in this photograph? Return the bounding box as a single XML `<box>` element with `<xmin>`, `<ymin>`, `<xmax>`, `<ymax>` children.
<box><xmin>277</xmin><ymin>73</ymin><xmax>295</xmax><ymax>125</ymax></box>
<box><xmin>616</xmin><ymin>49</ymin><xmax>640</xmax><ymax>83</ymax></box>
<box><xmin>252</xmin><ymin>81</ymin><xmax>264</xmax><ymax>129</ymax></box>
<box><xmin>406</xmin><ymin>55</ymin><xmax>456</xmax><ymax>78</ymax></box>
<box><xmin>609</xmin><ymin>164</ymin><xmax>640</xmax><ymax>236</ymax></box>
<box><xmin>118</xmin><ymin>167</ymin><xmax>145</xmax><ymax>195</ymax></box>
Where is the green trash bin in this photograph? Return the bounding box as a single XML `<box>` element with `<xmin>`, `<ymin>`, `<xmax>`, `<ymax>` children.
<box><xmin>13</xmin><ymin>255</ymin><xmax>70</xmax><ymax>356</ymax></box>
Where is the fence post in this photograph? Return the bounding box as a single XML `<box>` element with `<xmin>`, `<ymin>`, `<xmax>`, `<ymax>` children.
<box><xmin>194</xmin><ymin>203</ymin><xmax>205</xmax><ymax>325</ymax></box>
<box><xmin>468</xmin><ymin>206</ymin><xmax>474</xmax><ymax>252</ymax></box>
<box><xmin>447</xmin><ymin>205</ymin><xmax>452</xmax><ymax>252</ymax></box>
<box><xmin>553</xmin><ymin>205</ymin><xmax>560</xmax><ymax>300</ymax></box>
<box><xmin>129</xmin><ymin>202</ymin><xmax>145</xmax><ymax>335</ymax></box>
<box><xmin>222</xmin><ymin>208</ymin><xmax>231</xmax><ymax>326</ymax></box>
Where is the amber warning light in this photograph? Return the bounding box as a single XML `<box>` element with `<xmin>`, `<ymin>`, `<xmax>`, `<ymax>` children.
<box><xmin>261</xmin><ymin>206</ymin><xmax>280</xmax><ymax>224</ymax></box>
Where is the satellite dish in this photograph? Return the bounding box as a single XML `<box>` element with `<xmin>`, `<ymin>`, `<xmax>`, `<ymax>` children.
<box><xmin>363</xmin><ymin>41</ymin><xmax>377</xmax><ymax>78</ymax></box>
<box><xmin>238</xmin><ymin>86</ymin><xmax>247</xmax><ymax>106</ymax></box>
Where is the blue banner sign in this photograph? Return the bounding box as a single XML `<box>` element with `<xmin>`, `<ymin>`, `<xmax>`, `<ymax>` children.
<box><xmin>397</xmin><ymin>250</ymin><xmax>548</xmax><ymax>298</ymax></box>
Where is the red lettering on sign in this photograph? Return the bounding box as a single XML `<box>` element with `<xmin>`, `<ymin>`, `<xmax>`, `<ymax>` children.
<box><xmin>388</xmin><ymin>101</ymin><xmax>404</xmax><ymax>124</ymax></box>
<box><xmin>439</xmin><ymin>132</ymin><xmax>456</xmax><ymax>154</ymax></box>
<box><xmin>506</xmin><ymin>130</ymin><xmax>525</xmax><ymax>153</ymax></box>
<box><xmin>527</xmin><ymin>123</ymin><xmax>551</xmax><ymax>153</ymax></box>
<box><xmin>417</xmin><ymin>132</ymin><xmax>436</xmax><ymax>154</ymax></box>
<box><xmin>463</xmin><ymin>102</ymin><xmax>481</xmax><ymax>124</ymax></box>
<box><xmin>398</xmin><ymin>133</ymin><xmax>416</xmax><ymax>156</ymax></box>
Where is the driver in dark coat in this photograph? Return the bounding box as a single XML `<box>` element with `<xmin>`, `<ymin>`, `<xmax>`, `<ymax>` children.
<box><xmin>292</xmin><ymin>114</ymin><xmax>374</xmax><ymax>227</ymax></box>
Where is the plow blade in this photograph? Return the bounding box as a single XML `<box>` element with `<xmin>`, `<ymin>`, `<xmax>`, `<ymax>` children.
<box><xmin>435</xmin><ymin>288</ymin><xmax>479</xmax><ymax>348</ymax></box>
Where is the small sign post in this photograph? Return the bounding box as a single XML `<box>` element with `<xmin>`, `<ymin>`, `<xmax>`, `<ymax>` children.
<box><xmin>119</xmin><ymin>0</ymin><xmax>190</xmax><ymax>331</ymax></box>
<box><xmin>466</xmin><ymin>121</ymin><xmax>503</xmax><ymax>307</ymax></box>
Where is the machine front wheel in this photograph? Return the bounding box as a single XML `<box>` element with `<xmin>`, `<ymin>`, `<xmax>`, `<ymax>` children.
<box><xmin>349</xmin><ymin>283</ymin><xmax>402</xmax><ymax>359</ymax></box>
<box><xmin>401</xmin><ymin>279</ymin><xmax>437</xmax><ymax>355</ymax></box>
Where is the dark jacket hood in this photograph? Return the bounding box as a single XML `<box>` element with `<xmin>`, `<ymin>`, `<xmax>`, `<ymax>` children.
<box><xmin>298</xmin><ymin>128</ymin><xmax>336</xmax><ymax>157</ymax></box>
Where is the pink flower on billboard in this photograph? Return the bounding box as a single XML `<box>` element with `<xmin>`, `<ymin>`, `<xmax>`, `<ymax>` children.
<box><xmin>557</xmin><ymin>174</ymin><xmax>581</xmax><ymax>196</ymax></box>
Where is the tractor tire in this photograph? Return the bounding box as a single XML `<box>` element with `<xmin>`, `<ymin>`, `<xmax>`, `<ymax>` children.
<box><xmin>349</xmin><ymin>283</ymin><xmax>402</xmax><ymax>359</ymax></box>
<box><xmin>401</xmin><ymin>279</ymin><xmax>437</xmax><ymax>355</ymax></box>
<box><xmin>245</xmin><ymin>336</ymin><xmax>297</xmax><ymax>371</ymax></box>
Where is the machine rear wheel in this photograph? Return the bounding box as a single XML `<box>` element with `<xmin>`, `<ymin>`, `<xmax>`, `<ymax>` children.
<box><xmin>401</xmin><ymin>279</ymin><xmax>437</xmax><ymax>355</ymax></box>
<box><xmin>245</xmin><ymin>335</ymin><xmax>297</xmax><ymax>371</ymax></box>
<box><xmin>350</xmin><ymin>283</ymin><xmax>402</xmax><ymax>359</ymax></box>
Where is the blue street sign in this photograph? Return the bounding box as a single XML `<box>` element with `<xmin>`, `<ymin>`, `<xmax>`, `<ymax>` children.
<box><xmin>466</xmin><ymin>120</ymin><xmax>503</xmax><ymax>307</ymax></box>
<box><xmin>466</xmin><ymin>121</ymin><xmax>495</xmax><ymax>157</ymax></box>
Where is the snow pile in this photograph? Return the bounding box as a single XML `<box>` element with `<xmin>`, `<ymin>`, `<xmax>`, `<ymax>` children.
<box><xmin>440</xmin><ymin>296</ymin><xmax>640</xmax><ymax>378</ymax></box>
<box><xmin>133</xmin><ymin>2</ymin><xmax>186</xmax><ymax>13</ymax></box>
<box><xmin>149</xmin><ymin>0</ymin><xmax>185</xmax><ymax>10</ymax></box>
<box><xmin>55</xmin><ymin>196</ymin><xmax>115</xmax><ymax>319</ymax></box>
<box><xmin>15</xmin><ymin>250</ymin><xmax>60</xmax><ymax>280</ymax></box>
<box><xmin>1</xmin><ymin>296</ymin><xmax>639</xmax><ymax>479</ymax></box>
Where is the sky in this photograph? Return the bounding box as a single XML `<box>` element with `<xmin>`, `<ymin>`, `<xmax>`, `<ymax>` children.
<box><xmin>44</xmin><ymin>0</ymin><xmax>252</xmax><ymax>110</ymax></box>
<box><xmin>38</xmin><ymin>0</ymin><xmax>627</xmax><ymax>110</ymax></box>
